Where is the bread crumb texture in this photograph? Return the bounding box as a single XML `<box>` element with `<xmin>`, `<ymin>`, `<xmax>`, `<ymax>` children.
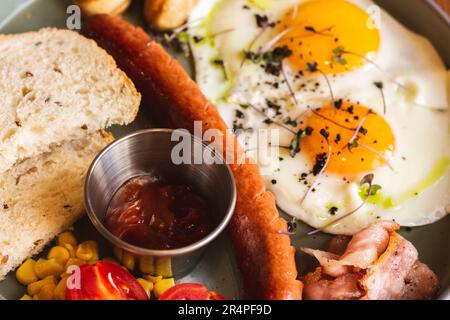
<box><xmin>0</xmin><ymin>28</ymin><xmax>140</xmax><ymax>174</ymax></box>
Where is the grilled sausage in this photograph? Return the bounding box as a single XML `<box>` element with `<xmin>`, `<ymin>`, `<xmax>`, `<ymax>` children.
<box><xmin>85</xmin><ymin>14</ymin><xmax>303</xmax><ymax>300</ymax></box>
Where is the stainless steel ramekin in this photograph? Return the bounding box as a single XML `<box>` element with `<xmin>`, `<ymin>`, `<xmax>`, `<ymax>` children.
<box><xmin>84</xmin><ymin>129</ymin><xmax>236</xmax><ymax>277</ymax></box>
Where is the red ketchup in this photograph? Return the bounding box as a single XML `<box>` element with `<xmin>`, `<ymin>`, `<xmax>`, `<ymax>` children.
<box><xmin>105</xmin><ymin>176</ymin><xmax>214</xmax><ymax>250</ymax></box>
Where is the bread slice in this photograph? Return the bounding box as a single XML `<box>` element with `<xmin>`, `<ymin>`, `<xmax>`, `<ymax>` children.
<box><xmin>0</xmin><ymin>131</ymin><xmax>114</xmax><ymax>280</ymax></box>
<box><xmin>0</xmin><ymin>28</ymin><xmax>140</xmax><ymax>175</ymax></box>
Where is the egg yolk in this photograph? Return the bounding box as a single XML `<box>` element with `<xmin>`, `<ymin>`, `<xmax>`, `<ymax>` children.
<box><xmin>301</xmin><ymin>103</ymin><xmax>395</xmax><ymax>175</ymax></box>
<box><xmin>278</xmin><ymin>0</ymin><xmax>380</xmax><ymax>74</ymax></box>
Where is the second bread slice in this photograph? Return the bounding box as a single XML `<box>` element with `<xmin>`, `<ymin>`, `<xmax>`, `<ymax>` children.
<box><xmin>0</xmin><ymin>131</ymin><xmax>114</xmax><ymax>280</ymax></box>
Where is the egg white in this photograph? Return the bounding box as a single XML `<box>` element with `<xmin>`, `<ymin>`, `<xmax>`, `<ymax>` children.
<box><xmin>188</xmin><ymin>0</ymin><xmax>450</xmax><ymax>234</ymax></box>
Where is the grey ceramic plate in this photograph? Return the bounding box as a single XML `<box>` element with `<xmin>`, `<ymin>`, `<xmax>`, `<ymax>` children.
<box><xmin>0</xmin><ymin>0</ymin><xmax>448</xmax><ymax>300</ymax></box>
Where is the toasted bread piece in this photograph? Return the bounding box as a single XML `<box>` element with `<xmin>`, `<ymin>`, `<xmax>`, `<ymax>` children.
<box><xmin>0</xmin><ymin>131</ymin><xmax>113</xmax><ymax>280</ymax></box>
<box><xmin>0</xmin><ymin>28</ymin><xmax>140</xmax><ymax>174</ymax></box>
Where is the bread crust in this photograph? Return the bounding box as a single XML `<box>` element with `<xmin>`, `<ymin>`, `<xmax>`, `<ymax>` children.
<box><xmin>85</xmin><ymin>14</ymin><xmax>303</xmax><ymax>300</ymax></box>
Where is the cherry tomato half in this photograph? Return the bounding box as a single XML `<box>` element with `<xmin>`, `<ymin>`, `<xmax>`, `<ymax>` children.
<box><xmin>66</xmin><ymin>261</ymin><xmax>148</xmax><ymax>300</ymax></box>
<box><xmin>159</xmin><ymin>283</ymin><xmax>225</xmax><ymax>300</ymax></box>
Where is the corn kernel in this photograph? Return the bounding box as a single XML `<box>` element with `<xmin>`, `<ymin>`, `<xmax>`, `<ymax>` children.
<box><xmin>19</xmin><ymin>294</ymin><xmax>32</xmax><ymax>300</ymax></box>
<box><xmin>57</xmin><ymin>231</ymin><xmax>77</xmax><ymax>247</ymax></box>
<box><xmin>16</xmin><ymin>258</ymin><xmax>38</xmax><ymax>285</ymax></box>
<box><xmin>64</xmin><ymin>243</ymin><xmax>77</xmax><ymax>258</ymax></box>
<box><xmin>37</xmin><ymin>283</ymin><xmax>56</xmax><ymax>300</ymax></box>
<box><xmin>34</xmin><ymin>258</ymin><xmax>65</xmax><ymax>279</ymax></box>
<box><xmin>113</xmin><ymin>246</ymin><xmax>123</xmax><ymax>261</ymax></box>
<box><xmin>137</xmin><ymin>278</ymin><xmax>153</xmax><ymax>297</ymax></box>
<box><xmin>143</xmin><ymin>274</ymin><xmax>163</xmax><ymax>283</ymax></box>
<box><xmin>27</xmin><ymin>276</ymin><xmax>56</xmax><ymax>296</ymax></box>
<box><xmin>139</xmin><ymin>256</ymin><xmax>155</xmax><ymax>274</ymax></box>
<box><xmin>54</xmin><ymin>276</ymin><xmax>68</xmax><ymax>300</ymax></box>
<box><xmin>153</xmin><ymin>278</ymin><xmax>175</xmax><ymax>298</ymax></box>
<box><xmin>155</xmin><ymin>257</ymin><xmax>173</xmax><ymax>277</ymax></box>
<box><xmin>121</xmin><ymin>251</ymin><xmax>135</xmax><ymax>271</ymax></box>
<box><xmin>76</xmin><ymin>241</ymin><xmax>99</xmax><ymax>261</ymax></box>
<box><xmin>47</xmin><ymin>246</ymin><xmax>70</xmax><ymax>265</ymax></box>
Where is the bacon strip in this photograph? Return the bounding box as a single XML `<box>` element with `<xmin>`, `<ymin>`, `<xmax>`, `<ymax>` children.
<box><xmin>302</xmin><ymin>221</ymin><xmax>439</xmax><ymax>300</ymax></box>
<box><xmin>85</xmin><ymin>14</ymin><xmax>302</xmax><ymax>300</ymax></box>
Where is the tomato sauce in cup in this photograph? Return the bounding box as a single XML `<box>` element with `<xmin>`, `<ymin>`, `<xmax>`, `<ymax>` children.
<box><xmin>105</xmin><ymin>176</ymin><xmax>215</xmax><ymax>250</ymax></box>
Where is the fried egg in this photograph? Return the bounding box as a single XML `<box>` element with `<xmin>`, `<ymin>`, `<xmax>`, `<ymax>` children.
<box><xmin>187</xmin><ymin>0</ymin><xmax>450</xmax><ymax>234</ymax></box>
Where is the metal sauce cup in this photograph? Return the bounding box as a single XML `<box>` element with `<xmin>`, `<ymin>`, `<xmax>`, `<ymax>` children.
<box><xmin>84</xmin><ymin>129</ymin><xmax>236</xmax><ymax>277</ymax></box>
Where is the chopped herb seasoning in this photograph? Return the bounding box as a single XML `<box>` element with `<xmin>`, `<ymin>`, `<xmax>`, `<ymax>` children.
<box><xmin>306</xmin><ymin>61</ymin><xmax>318</xmax><ymax>72</ymax></box>
<box><xmin>348</xmin><ymin>137</ymin><xmax>360</xmax><ymax>152</ymax></box>
<box><xmin>245</xmin><ymin>45</ymin><xmax>293</xmax><ymax>76</ymax></box>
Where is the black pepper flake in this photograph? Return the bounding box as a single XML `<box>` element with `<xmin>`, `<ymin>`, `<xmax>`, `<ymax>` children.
<box><xmin>319</xmin><ymin>128</ymin><xmax>329</xmax><ymax>139</ymax></box>
<box><xmin>15</xmin><ymin>121</ymin><xmax>22</xmax><ymax>127</ymax></box>
<box><xmin>263</xmin><ymin>118</ymin><xmax>273</xmax><ymax>125</ymax></box>
<box><xmin>271</xmin><ymin>179</ymin><xmax>277</xmax><ymax>185</ymax></box>
<box><xmin>266</xmin><ymin>99</ymin><xmax>281</xmax><ymax>112</ymax></box>
<box><xmin>212</xmin><ymin>59</ymin><xmax>224</xmax><ymax>66</ymax></box>
<box><xmin>193</xmin><ymin>36</ymin><xmax>204</xmax><ymax>43</ymax></box>
<box><xmin>3</xmin><ymin>204</ymin><xmax>8</xmax><ymax>209</ymax></box>
<box><xmin>235</xmin><ymin>110</ymin><xmax>244</xmax><ymax>119</ymax></box>
<box><xmin>305</xmin><ymin>126</ymin><xmax>314</xmax><ymax>136</ymax></box>
<box><xmin>312</xmin><ymin>153</ymin><xmax>327</xmax><ymax>176</ymax></box>
<box><xmin>334</xmin><ymin>99</ymin><xmax>343</xmax><ymax>109</ymax></box>
<box><xmin>359</xmin><ymin>127</ymin><xmax>368</xmax><ymax>135</ymax></box>
<box><xmin>306</xmin><ymin>61</ymin><xmax>318</xmax><ymax>72</ymax></box>
<box><xmin>255</xmin><ymin>14</ymin><xmax>269</xmax><ymax>28</ymax></box>
<box><xmin>347</xmin><ymin>105</ymin><xmax>354</xmax><ymax>114</ymax></box>
<box><xmin>335</xmin><ymin>133</ymin><xmax>341</xmax><ymax>144</ymax></box>
<box><xmin>284</xmin><ymin>117</ymin><xmax>297</xmax><ymax>127</ymax></box>
<box><xmin>81</xmin><ymin>124</ymin><xmax>88</xmax><ymax>130</ymax></box>
<box><xmin>287</xmin><ymin>219</ymin><xmax>297</xmax><ymax>234</ymax></box>
<box><xmin>329</xmin><ymin>206</ymin><xmax>338</xmax><ymax>215</ymax></box>
<box><xmin>374</xmin><ymin>81</ymin><xmax>384</xmax><ymax>89</ymax></box>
